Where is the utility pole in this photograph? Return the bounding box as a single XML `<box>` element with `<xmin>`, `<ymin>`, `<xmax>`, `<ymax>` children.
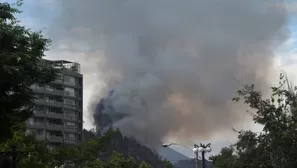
<box><xmin>193</xmin><ymin>144</ymin><xmax>199</xmax><ymax>168</ymax></box>
<box><xmin>201</xmin><ymin>148</ymin><xmax>206</xmax><ymax>168</ymax></box>
<box><xmin>197</xmin><ymin>143</ymin><xmax>211</xmax><ymax>168</ymax></box>
<box><xmin>195</xmin><ymin>151</ymin><xmax>199</xmax><ymax>168</ymax></box>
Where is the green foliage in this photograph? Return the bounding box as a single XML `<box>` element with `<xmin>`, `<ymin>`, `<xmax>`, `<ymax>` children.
<box><xmin>212</xmin><ymin>73</ymin><xmax>297</xmax><ymax>168</ymax></box>
<box><xmin>124</xmin><ymin>156</ymin><xmax>138</xmax><ymax>168</ymax></box>
<box><xmin>78</xmin><ymin>159</ymin><xmax>104</xmax><ymax>168</ymax></box>
<box><xmin>0</xmin><ymin>1</ymin><xmax>57</xmax><ymax>142</ymax></box>
<box><xmin>0</xmin><ymin>129</ymin><xmax>52</xmax><ymax>168</ymax></box>
<box><xmin>103</xmin><ymin>151</ymin><xmax>140</xmax><ymax>168</ymax></box>
<box><xmin>139</xmin><ymin>161</ymin><xmax>153</xmax><ymax>168</ymax></box>
<box><xmin>163</xmin><ymin>160</ymin><xmax>174</xmax><ymax>168</ymax></box>
<box><xmin>0</xmin><ymin>129</ymin><xmax>156</xmax><ymax>168</ymax></box>
<box><xmin>104</xmin><ymin>151</ymin><xmax>126</xmax><ymax>168</ymax></box>
<box><xmin>209</xmin><ymin>146</ymin><xmax>239</xmax><ymax>168</ymax></box>
<box><xmin>49</xmin><ymin>130</ymin><xmax>113</xmax><ymax>168</ymax></box>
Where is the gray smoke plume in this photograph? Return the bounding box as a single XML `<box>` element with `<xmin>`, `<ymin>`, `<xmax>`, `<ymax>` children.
<box><xmin>50</xmin><ymin>0</ymin><xmax>288</xmax><ymax>148</ymax></box>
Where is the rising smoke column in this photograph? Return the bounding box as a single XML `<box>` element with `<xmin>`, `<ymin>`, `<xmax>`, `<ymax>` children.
<box><xmin>50</xmin><ymin>0</ymin><xmax>288</xmax><ymax>148</ymax></box>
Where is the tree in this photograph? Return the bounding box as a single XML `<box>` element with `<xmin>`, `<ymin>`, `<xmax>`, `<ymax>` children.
<box><xmin>163</xmin><ymin>160</ymin><xmax>174</xmax><ymax>168</ymax></box>
<box><xmin>79</xmin><ymin>159</ymin><xmax>104</xmax><ymax>168</ymax></box>
<box><xmin>0</xmin><ymin>1</ymin><xmax>57</xmax><ymax>142</ymax></box>
<box><xmin>50</xmin><ymin>130</ymin><xmax>113</xmax><ymax>168</ymax></box>
<box><xmin>138</xmin><ymin>161</ymin><xmax>152</xmax><ymax>168</ymax></box>
<box><xmin>211</xmin><ymin>73</ymin><xmax>297</xmax><ymax>168</ymax></box>
<box><xmin>104</xmin><ymin>151</ymin><xmax>126</xmax><ymax>168</ymax></box>
<box><xmin>209</xmin><ymin>146</ymin><xmax>239</xmax><ymax>168</ymax></box>
<box><xmin>0</xmin><ymin>128</ymin><xmax>52</xmax><ymax>168</ymax></box>
<box><xmin>123</xmin><ymin>156</ymin><xmax>138</xmax><ymax>168</ymax></box>
<box><xmin>0</xmin><ymin>128</ymin><xmax>159</xmax><ymax>168</ymax></box>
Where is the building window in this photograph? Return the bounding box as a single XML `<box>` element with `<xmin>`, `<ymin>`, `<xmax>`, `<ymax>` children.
<box><xmin>55</xmin><ymin>73</ymin><xmax>63</xmax><ymax>81</ymax></box>
<box><xmin>36</xmin><ymin>94</ymin><xmax>44</xmax><ymax>100</ymax></box>
<box><xmin>26</xmin><ymin>129</ymin><xmax>34</xmax><ymax>135</ymax></box>
<box><xmin>64</xmin><ymin>122</ymin><xmax>77</xmax><ymax>130</ymax></box>
<box><xmin>27</xmin><ymin>118</ymin><xmax>34</xmax><ymax>125</ymax></box>
<box><xmin>45</xmin><ymin>85</ymin><xmax>54</xmax><ymax>91</ymax></box>
<box><xmin>34</xmin><ymin>106</ymin><xmax>45</xmax><ymax>112</ymax></box>
<box><xmin>64</xmin><ymin>75</ymin><xmax>76</xmax><ymax>86</ymax></box>
<box><xmin>29</xmin><ymin>118</ymin><xmax>44</xmax><ymax>125</ymax></box>
<box><xmin>65</xmin><ymin>122</ymin><xmax>76</xmax><ymax>126</ymax></box>
<box><xmin>65</xmin><ymin>133</ymin><xmax>76</xmax><ymax>140</ymax></box>
<box><xmin>64</xmin><ymin>87</ymin><xmax>76</xmax><ymax>97</ymax></box>
<box><xmin>32</xmin><ymin>84</ymin><xmax>44</xmax><ymax>89</ymax></box>
<box><xmin>36</xmin><ymin>129</ymin><xmax>45</xmax><ymax>136</ymax></box>
<box><xmin>48</xmin><ymin>107</ymin><xmax>63</xmax><ymax>115</ymax></box>
<box><xmin>64</xmin><ymin>110</ymin><xmax>77</xmax><ymax>120</ymax></box>
<box><xmin>64</xmin><ymin>98</ymin><xmax>76</xmax><ymax>108</ymax></box>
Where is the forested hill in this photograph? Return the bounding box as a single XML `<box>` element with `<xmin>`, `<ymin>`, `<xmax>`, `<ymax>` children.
<box><xmin>82</xmin><ymin>129</ymin><xmax>167</xmax><ymax>168</ymax></box>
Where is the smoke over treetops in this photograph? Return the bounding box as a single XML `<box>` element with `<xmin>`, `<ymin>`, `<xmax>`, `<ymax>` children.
<box><xmin>50</xmin><ymin>0</ymin><xmax>288</xmax><ymax>147</ymax></box>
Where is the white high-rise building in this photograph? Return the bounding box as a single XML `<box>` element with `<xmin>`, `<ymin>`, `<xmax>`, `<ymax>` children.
<box><xmin>26</xmin><ymin>60</ymin><xmax>83</xmax><ymax>147</ymax></box>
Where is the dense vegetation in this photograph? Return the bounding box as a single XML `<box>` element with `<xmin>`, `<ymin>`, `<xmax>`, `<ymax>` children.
<box><xmin>83</xmin><ymin>129</ymin><xmax>173</xmax><ymax>168</ymax></box>
<box><xmin>0</xmin><ymin>1</ymin><xmax>57</xmax><ymax>142</ymax></box>
<box><xmin>210</xmin><ymin>74</ymin><xmax>297</xmax><ymax>168</ymax></box>
<box><xmin>0</xmin><ymin>128</ymin><xmax>174</xmax><ymax>168</ymax></box>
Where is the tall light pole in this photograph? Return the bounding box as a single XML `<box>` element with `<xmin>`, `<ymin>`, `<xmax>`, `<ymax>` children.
<box><xmin>192</xmin><ymin>145</ymin><xmax>199</xmax><ymax>168</ymax></box>
<box><xmin>162</xmin><ymin>143</ymin><xmax>201</xmax><ymax>168</ymax></box>
<box><xmin>193</xmin><ymin>143</ymin><xmax>212</xmax><ymax>168</ymax></box>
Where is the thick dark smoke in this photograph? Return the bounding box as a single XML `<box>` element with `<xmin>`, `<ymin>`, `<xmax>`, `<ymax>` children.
<box><xmin>50</xmin><ymin>0</ymin><xmax>288</xmax><ymax>148</ymax></box>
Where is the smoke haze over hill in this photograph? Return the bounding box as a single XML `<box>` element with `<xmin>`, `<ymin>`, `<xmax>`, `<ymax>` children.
<box><xmin>50</xmin><ymin>0</ymin><xmax>288</xmax><ymax>148</ymax></box>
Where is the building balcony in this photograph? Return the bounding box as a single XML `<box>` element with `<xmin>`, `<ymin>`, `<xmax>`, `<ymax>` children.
<box><xmin>33</xmin><ymin>110</ymin><xmax>46</xmax><ymax>117</ymax></box>
<box><xmin>47</xmin><ymin>124</ymin><xmax>63</xmax><ymax>131</ymax></box>
<box><xmin>34</xmin><ymin>99</ymin><xmax>63</xmax><ymax>108</ymax></box>
<box><xmin>31</xmin><ymin>87</ymin><xmax>45</xmax><ymax>93</ymax></box>
<box><xmin>26</xmin><ymin>122</ymin><xmax>45</xmax><ymax>129</ymax></box>
<box><xmin>36</xmin><ymin>135</ymin><xmax>46</xmax><ymax>141</ymax></box>
<box><xmin>64</xmin><ymin>115</ymin><xmax>77</xmax><ymax>121</ymax></box>
<box><xmin>47</xmin><ymin>100</ymin><xmax>63</xmax><ymax>106</ymax></box>
<box><xmin>64</xmin><ymin>93</ymin><xmax>77</xmax><ymax>98</ymax></box>
<box><xmin>64</xmin><ymin>104</ymin><xmax>77</xmax><ymax>109</ymax></box>
<box><xmin>47</xmin><ymin>136</ymin><xmax>63</xmax><ymax>143</ymax></box>
<box><xmin>64</xmin><ymin>82</ymin><xmax>77</xmax><ymax>87</ymax></box>
<box><xmin>43</xmin><ymin>87</ymin><xmax>64</xmax><ymax>96</ymax></box>
<box><xmin>34</xmin><ymin>99</ymin><xmax>46</xmax><ymax>104</ymax></box>
<box><xmin>47</xmin><ymin>112</ymin><xmax>64</xmax><ymax>119</ymax></box>
<box><xmin>64</xmin><ymin>126</ymin><xmax>77</xmax><ymax>133</ymax></box>
<box><xmin>51</xmin><ymin>78</ymin><xmax>63</xmax><ymax>84</ymax></box>
<box><xmin>64</xmin><ymin>139</ymin><xmax>77</xmax><ymax>144</ymax></box>
<box><xmin>35</xmin><ymin>99</ymin><xmax>63</xmax><ymax>107</ymax></box>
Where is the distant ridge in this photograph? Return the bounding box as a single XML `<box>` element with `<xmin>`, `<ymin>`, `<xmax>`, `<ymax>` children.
<box><xmin>157</xmin><ymin>147</ymin><xmax>191</xmax><ymax>164</ymax></box>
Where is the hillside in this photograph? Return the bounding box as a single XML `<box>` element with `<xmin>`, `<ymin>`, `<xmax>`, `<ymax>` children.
<box><xmin>88</xmin><ymin>98</ymin><xmax>211</xmax><ymax>167</ymax></box>
<box><xmin>82</xmin><ymin>129</ymin><xmax>167</xmax><ymax>168</ymax></box>
<box><xmin>157</xmin><ymin>147</ymin><xmax>190</xmax><ymax>164</ymax></box>
<box><xmin>82</xmin><ymin>129</ymin><xmax>215</xmax><ymax>168</ymax></box>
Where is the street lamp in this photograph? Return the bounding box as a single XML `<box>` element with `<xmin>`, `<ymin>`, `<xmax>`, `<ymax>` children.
<box><xmin>193</xmin><ymin>143</ymin><xmax>212</xmax><ymax>168</ymax></box>
<box><xmin>162</xmin><ymin>143</ymin><xmax>201</xmax><ymax>168</ymax></box>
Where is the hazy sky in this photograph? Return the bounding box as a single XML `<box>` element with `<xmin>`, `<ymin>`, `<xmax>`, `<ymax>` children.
<box><xmin>3</xmin><ymin>0</ymin><xmax>297</xmax><ymax>157</ymax></box>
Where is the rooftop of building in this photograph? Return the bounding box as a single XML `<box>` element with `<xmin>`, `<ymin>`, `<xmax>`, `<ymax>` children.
<box><xmin>44</xmin><ymin>59</ymin><xmax>81</xmax><ymax>73</ymax></box>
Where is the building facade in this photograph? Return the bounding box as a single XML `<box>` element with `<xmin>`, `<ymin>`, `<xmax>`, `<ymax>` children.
<box><xmin>26</xmin><ymin>60</ymin><xmax>83</xmax><ymax>147</ymax></box>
